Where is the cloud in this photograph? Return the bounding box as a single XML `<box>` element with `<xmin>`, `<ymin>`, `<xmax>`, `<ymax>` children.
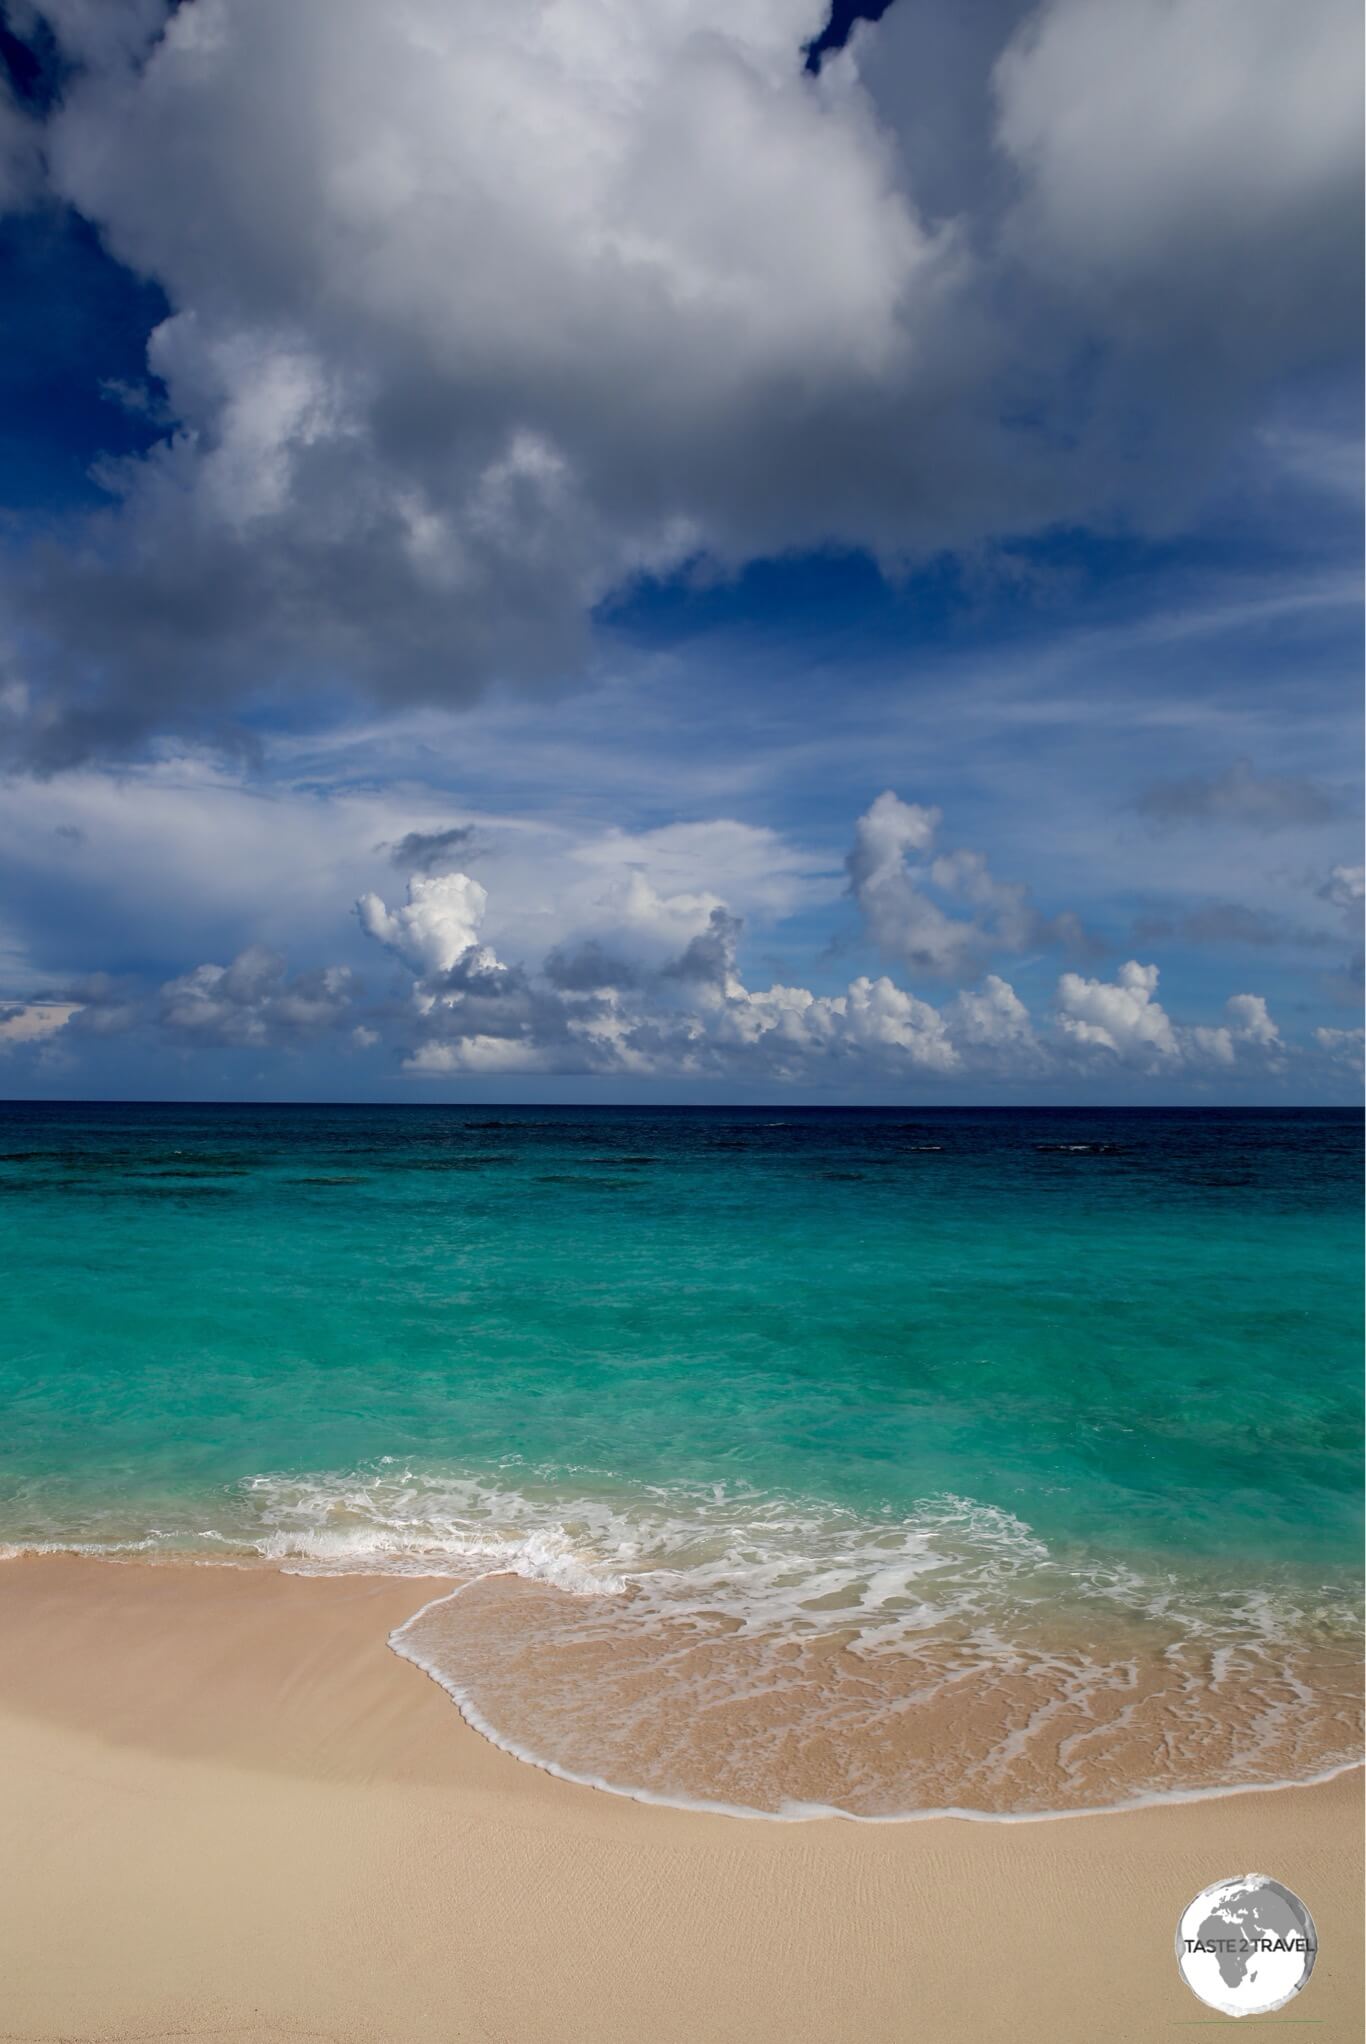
<box><xmin>543</xmin><ymin>939</ymin><xmax>640</xmax><ymax>993</ymax></box>
<box><xmin>1313</xmin><ymin>1025</ymin><xmax>1365</xmax><ymax>1076</ymax></box>
<box><xmin>1260</xmin><ymin>421</ymin><xmax>1366</xmax><ymax>504</ymax></box>
<box><xmin>0</xmin><ymin>1000</ymin><xmax>79</xmax><ymax>1049</ymax></box>
<box><xmin>9</xmin><ymin>764</ymin><xmax>1316</xmax><ymax>1091</ymax></box>
<box><xmin>357</xmin><ymin>854</ymin><xmax>971</xmax><ymax>1080</ymax></box>
<box><xmin>1056</xmin><ymin>960</ymin><xmax>1179</xmax><ymax>1067</ymax></box>
<box><xmin>563</xmin><ymin>820</ymin><xmax>835</xmax><ymax>953</ymax></box>
<box><xmin>849</xmin><ymin>792</ymin><xmax>992</xmax><ymax>976</ymax></box>
<box><xmin>948</xmin><ymin>972</ymin><xmax>1040</xmax><ymax>1061</ymax></box>
<box><xmin>357</xmin><ymin>870</ymin><xmax>583</xmax><ymax>1068</ymax></box>
<box><xmin>159</xmin><ymin>944</ymin><xmax>353</xmax><ymax>1046</ymax></box>
<box><xmin>385</xmin><ymin>824</ymin><xmax>478</xmax><ymax>874</ymax></box>
<box><xmin>847</xmin><ymin>789</ymin><xmax>1086</xmax><ymax>978</ymax></box>
<box><xmin>11</xmin><ymin>0</ymin><xmax>168</xmax><ymax>69</ymax></box>
<box><xmin>1319</xmin><ymin>863</ymin><xmax>1365</xmax><ymax>918</ymax></box>
<box><xmin>356</xmin><ymin>872</ymin><xmax>494</xmax><ymax>978</ymax></box>
<box><xmin>365</xmin><ymin>866</ymin><xmax>1308</xmax><ymax>1087</ymax></box>
<box><xmin>61</xmin><ymin>970</ymin><xmax>143</xmax><ymax>1037</ymax></box>
<box><xmin>1059</xmin><ymin>962</ymin><xmax>1288</xmax><ymax>1072</ymax></box>
<box><xmin>0</xmin><ymin>0</ymin><xmax>1358</xmax><ymax>761</ymax></box>
<box><xmin>1132</xmin><ymin>902</ymin><xmax>1333</xmax><ymax>951</ymax></box>
<box><xmin>1137</xmin><ymin>759</ymin><xmax>1340</xmax><ymax>830</ymax></box>
<box><xmin>663</xmin><ymin>907</ymin><xmax>745</xmax><ymax>988</ymax></box>
<box><xmin>655</xmin><ymin>962</ymin><xmax>965</xmax><ymax>1081</ymax></box>
<box><xmin>0</xmin><ymin>737</ymin><xmax>1347</xmax><ymax>1093</ymax></box>
<box><xmin>1314</xmin><ymin>869</ymin><xmax>1365</xmax><ymax>994</ymax></box>
<box><xmin>353</xmin><ymin>848</ymin><xmax>1306</xmax><ymax>1090</ymax></box>
<box><xmin>832</xmin><ymin>976</ymin><xmax>959</xmax><ymax>1072</ymax></box>
<box><xmin>0</xmin><ymin>752</ymin><xmax>841</xmax><ymax>1011</ymax></box>
<box><xmin>405</xmin><ymin>1035</ymin><xmax>554</xmax><ymax>1077</ymax></box>
<box><xmin>7</xmin><ymin>0</ymin><xmax>944</xmax><ymax>761</ymax></box>
<box><xmin>1225</xmin><ymin>993</ymin><xmax>1280</xmax><ymax>1047</ymax></box>
<box><xmin>1189</xmin><ymin>992</ymin><xmax>1282</xmax><ymax>1068</ymax></box>
<box><xmin>0</xmin><ymin>77</ymin><xmax>43</xmax><ymax>213</ymax></box>
<box><xmin>0</xmin><ymin>781</ymin><xmax>1334</xmax><ymax>1090</ymax></box>
<box><xmin>993</xmin><ymin>0</ymin><xmax>1361</xmax><ymax>375</ymax></box>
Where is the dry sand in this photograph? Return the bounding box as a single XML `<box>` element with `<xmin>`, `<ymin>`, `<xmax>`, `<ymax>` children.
<box><xmin>0</xmin><ymin>1554</ymin><xmax>1359</xmax><ymax>2043</ymax></box>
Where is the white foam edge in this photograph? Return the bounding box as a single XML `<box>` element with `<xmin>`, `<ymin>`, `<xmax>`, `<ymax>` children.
<box><xmin>3</xmin><ymin>1546</ymin><xmax>1359</xmax><ymax>1820</ymax></box>
<box><xmin>386</xmin><ymin>1576</ymin><xmax>1366</xmax><ymax>1828</ymax></box>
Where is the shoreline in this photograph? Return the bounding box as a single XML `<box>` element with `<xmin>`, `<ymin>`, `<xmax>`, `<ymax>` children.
<box><xmin>2</xmin><ymin>1544</ymin><xmax>1360</xmax><ymax>1825</ymax></box>
<box><xmin>388</xmin><ymin>1575</ymin><xmax>1365</xmax><ymax>1829</ymax></box>
<box><xmin>0</xmin><ymin>1554</ymin><xmax>1360</xmax><ymax>2042</ymax></box>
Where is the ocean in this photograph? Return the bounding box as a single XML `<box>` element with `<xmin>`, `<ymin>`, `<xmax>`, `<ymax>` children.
<box><xmin>1</xmin><ymin>1100</ymin><xmax>1360</xmax><ymax>1817</ymax></box>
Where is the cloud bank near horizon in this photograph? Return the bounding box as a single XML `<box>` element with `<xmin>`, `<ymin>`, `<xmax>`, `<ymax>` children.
<box><xmin>4</xmin><ymin>790</ymin><xmax>1357</xmax><ymax>1095</ymax></box>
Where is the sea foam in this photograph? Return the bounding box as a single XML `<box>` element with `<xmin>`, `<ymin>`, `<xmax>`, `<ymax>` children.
<box><xmin>248</xmin><ymin>1466</ymin><xmax>1365</xmax><ymax>1820</ymax></box>
<box><xmin>4</xmin><ymin>1463</ymin><xmax>1361</xmax><ymax>1817</ymax></box>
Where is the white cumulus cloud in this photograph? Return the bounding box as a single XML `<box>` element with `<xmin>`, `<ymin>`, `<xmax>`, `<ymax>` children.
<box><xmin>1189</xmin><ymin>992</ymin><xmax>1283</xmax><ymax>1068</ymax></box>
<box><xmin>1056</xmin><ymin>959</ymin><xmax>1179</xmax><ymax>1067</ymax></box>
<box><xmin>357</xmin><ymin>872</ymin><xmax>495</xmax><ymax>978</ymax></box>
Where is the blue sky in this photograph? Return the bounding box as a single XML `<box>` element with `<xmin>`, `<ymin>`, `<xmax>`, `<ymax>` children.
<box><xmin>0</xmin><ymin>0</ymin><xmax>1360</xmax><ymax>1102</ymax></box>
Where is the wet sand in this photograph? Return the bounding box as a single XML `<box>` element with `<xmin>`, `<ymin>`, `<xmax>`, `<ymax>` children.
<box><xmin>392</xmin><ymin>1566</ymin><xmax>1364</xmax><ymax>1817</ymax></box>
<box><xmin>0</xmin><ymin>1554</ymin><xmax>1360</xmax><ymax>2042</ymax></box>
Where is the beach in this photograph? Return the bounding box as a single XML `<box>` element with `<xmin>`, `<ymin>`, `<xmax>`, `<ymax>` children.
<box><xmin>2</xmin><ymin>1106</ymin><xmax>1361</xmax><ymax>2034</ymax></box>
<box><xmin>2</xmin><ymin>0</ymin><xmax>1361</xmax><ymax>2021</ymax></box>
<box><xmin>0</xmin><ymin>1555</ymin><xmax>1359</xmax><ymax>2043</ymax></box>
<box><xmin>4</xmin><ymin>1105</ymin><xmax>1362</xmax><ymax>1822</ymax></box>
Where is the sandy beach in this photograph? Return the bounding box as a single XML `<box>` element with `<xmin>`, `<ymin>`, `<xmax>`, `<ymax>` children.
<box><xmin>0</xmin><ymin>1556</ymin><xmax>1359</xmax><ymax>2043</ymax></box>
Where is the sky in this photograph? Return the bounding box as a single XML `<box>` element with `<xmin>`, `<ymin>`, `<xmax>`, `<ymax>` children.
<box><xmin>0</xmin><ymin>0</ymin><xmax>1361</xmax><ymax>1104</ymax></box>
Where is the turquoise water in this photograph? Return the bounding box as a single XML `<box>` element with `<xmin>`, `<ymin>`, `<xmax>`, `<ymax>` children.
<box><xmin>2</xmin><ymin>1102</ymin><xmax>1361</xmax><ymax>1814</ymax></box>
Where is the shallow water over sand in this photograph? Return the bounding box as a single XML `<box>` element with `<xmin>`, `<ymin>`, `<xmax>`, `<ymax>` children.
<box><xmin>2</xmin><ymin>1102</ymin><xmax>1360</xmax><ymax>1814</ymax></box>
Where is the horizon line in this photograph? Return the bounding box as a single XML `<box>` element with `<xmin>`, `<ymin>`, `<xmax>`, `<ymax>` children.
<box><xmin>1</xmin><ymin>1098</ymin><xmax>1359</xmax><ymax>1114</ymax></box>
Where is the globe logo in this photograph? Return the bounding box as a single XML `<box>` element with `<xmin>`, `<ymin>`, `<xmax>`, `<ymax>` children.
<box><xmin>1176</xmin><ymin>1873</ymin><xmax>1317</xmax><ymax>2017</ymax></box>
